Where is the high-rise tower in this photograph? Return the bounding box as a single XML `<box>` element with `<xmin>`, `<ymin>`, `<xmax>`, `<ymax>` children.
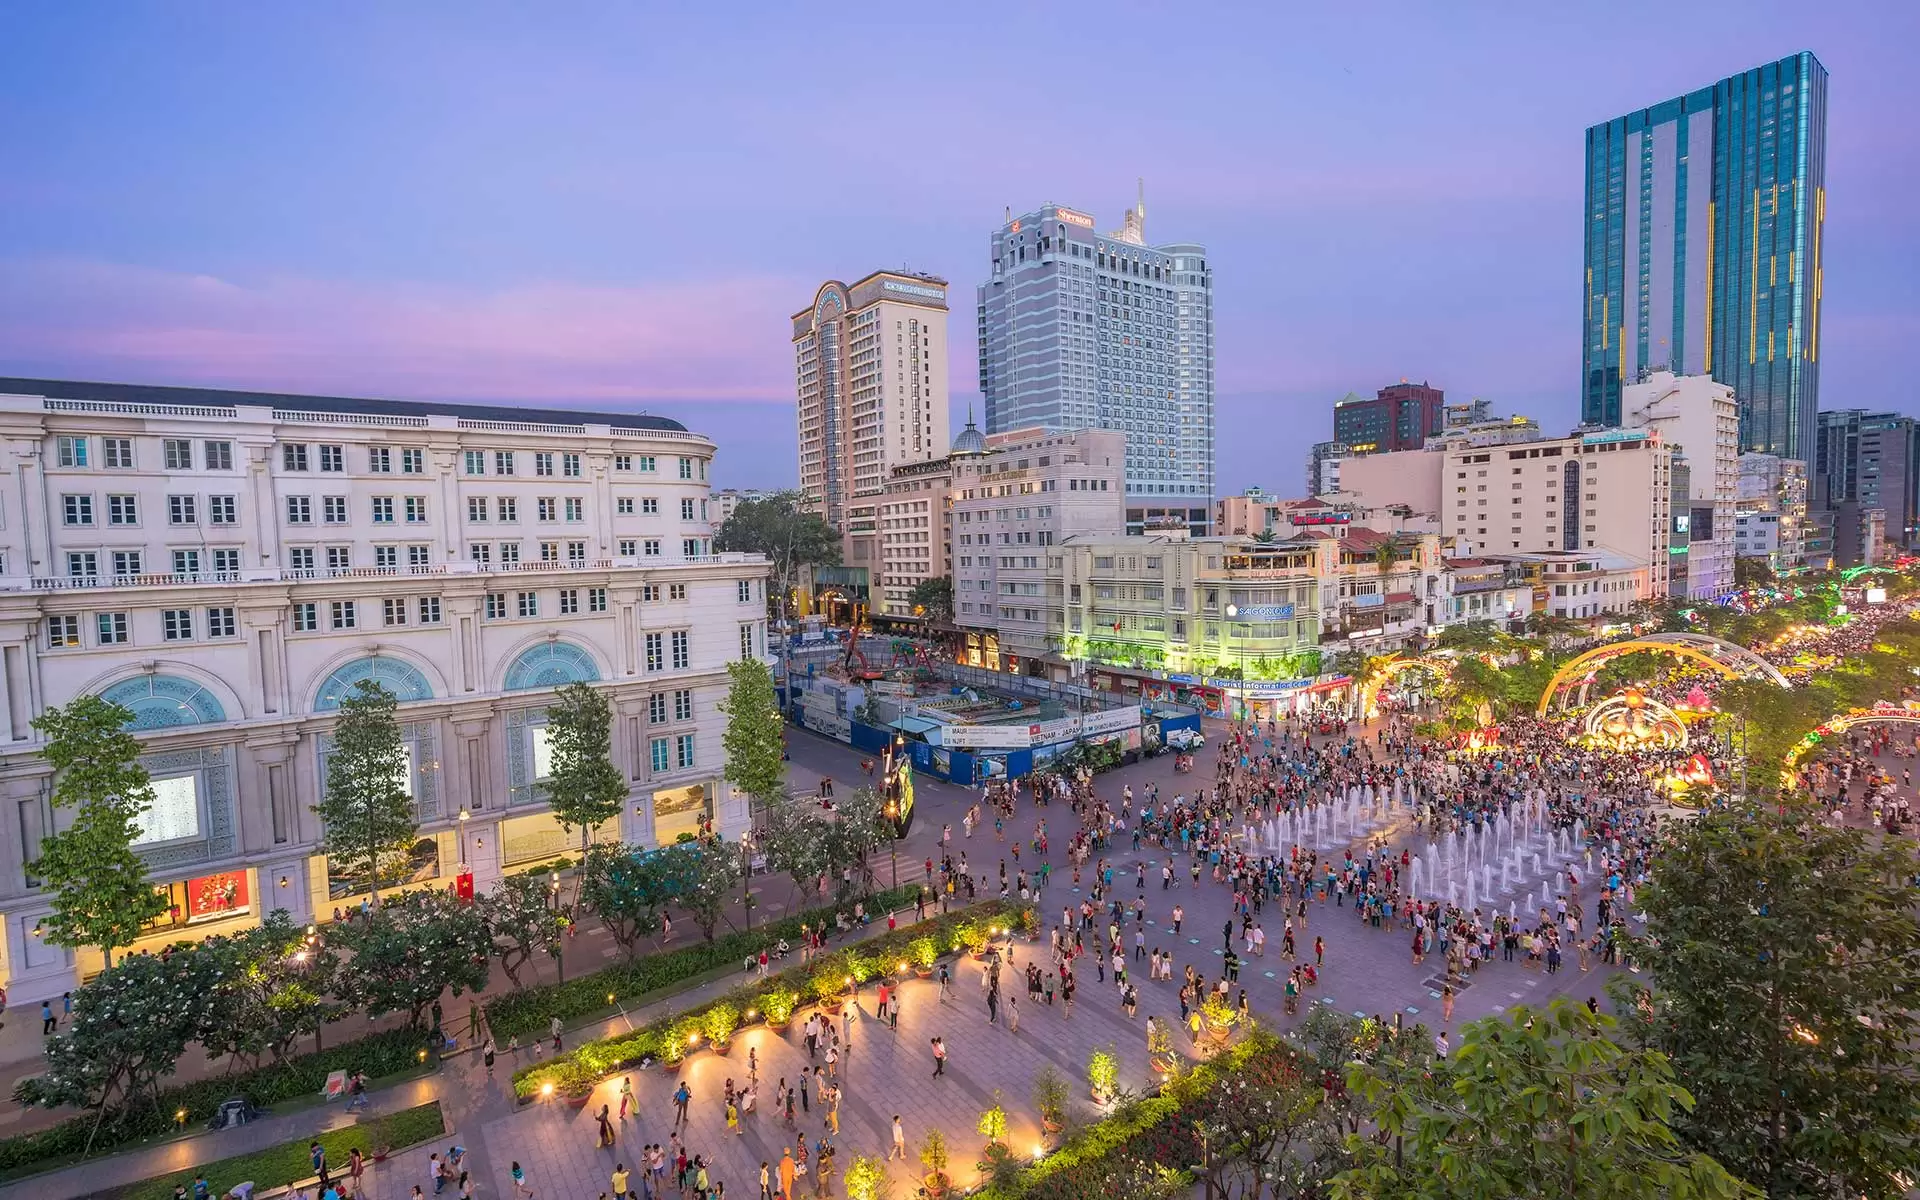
<box><xmin>1581</xmin><ymin>51</ymin><xmax>1827</xmax><ymax>461</ymax></box>
<box><xmin>976</xmin><ymin>190</ymin><xmax>1215</xmax><ymax>533</ymax></box>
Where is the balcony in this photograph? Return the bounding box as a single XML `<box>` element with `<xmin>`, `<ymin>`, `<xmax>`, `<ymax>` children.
<box><xmin>9</xmin><ymin>552</ymin><xmax>768</xmax><ymax>593</ymax></box>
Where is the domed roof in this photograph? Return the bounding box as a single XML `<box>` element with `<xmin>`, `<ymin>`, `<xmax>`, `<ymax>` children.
<box><xmin>952</xmin><ymin>408</ymin><xmax>986</xmax><ymax>456</ymax></box>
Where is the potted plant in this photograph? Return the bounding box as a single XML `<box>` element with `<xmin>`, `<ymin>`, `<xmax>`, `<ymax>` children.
<box><xmin>1016</xmin><ymin>905</ymin><xmax>1040</xmax><ymax>941</ymax></box>
<box><xmin>977</xmin><ymin>1096</ymin><xmax>1008</xmax><ymax>1148</ymax></box>
<box><xmin>760</xmin><ymin>988</ymin><xmax>798</xmax><ymax>1031</ymax></box>
<box><xmin>812</xmin><ymin>958</ymin><xmax>849</xmax><ymax>1002</ymax></box>
<box><xmin>909</xmin><ymin>935</ymin><xmax>938</xmax><ymax>978</ymax></box>
<box><xmin>701</xmin><ymin>1001</ymin><xmax>740</xmax><ymax>1055</ymax></box>
<box><xmin>919</xmin><ymin>1127</ymin><xmax>952</xmax><ymax>1198</ymax></box>
<box><xmin>1087</xmin><ymin>1046</ymin><xmax>1119</xmax><ymax>1106</ymax></box>
<box><xmin>1032</xmin><ymin>1065</ymin><xmax>1068</xmax><ymax>1136</ymax></box>
<box><xmin>843</xmin><ymin>1154</ymin><xmax>888</xmax><ymax>1200</ymax></box>
<box><xmin>1146</xmin><ymin>1016</ymin><xmax>1178</xmax><ymax>1076</ymax></box>
<box><xmin>956</xmin><ymin>920</ymin><xmax>991</xmax><ymax>959</ymax></box>
<box><xmin>664</xmin><ymin>1014</ymin><xmax>703</xmax><ymax>1065</ymax></box>
<box><xmin>552</xmin><ymin>1059</ymin><xmax>598</xmax><ymax>1109</ymax></box>
<box><xmin>1199</xmin><ymin>993</ymin><xmax>1239</xmax><ymax>1051</ymax></box>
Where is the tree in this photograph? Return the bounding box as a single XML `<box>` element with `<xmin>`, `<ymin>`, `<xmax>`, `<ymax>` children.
<box><xmin>1333</xmin><ymin>999</ymin><xmax>1749</xmax><ymax>1200</ymax></box>
<box><xmin>198</xmin><ymin>911</ymin><xmax>340</xmax><ymax>1068</ymax></box>
<box><xmin>1373</xmin><ymin>533</ymin><xmax>1409</xmax><ymax>576</ymax></box>
<box><xmin>28</xmin><ymin>695</ymin><xmax>170</xmax><ymax>966</ymax></box>
<box><xmin>759</xmin><ymin>800</ymin><xmax>833</xmax><ymax>904</ymax></box>
<box><xmin>331</xmin><ymin>887</ymin><xmax>492</xmax><ymax>1028</ymax></box>
<box><xmin>906</xmin><ymin>575</ymin><xmax>954</xmax><ymax>621</ymax></box>
<box><xmin>718</xmin><ymin>658</ymin><xmax>786</xmax><ymax>817</ymax></box>
<box><xmin>1431</xmin><ymin>620</ymin><xmax>1505</xmax><ymax>653</ymax></box>
<box><xmin>483</xmin><ymin>872</ymin><xmax>566</xmax><ymax>989</ymax></box>
<box><xmin>543</xmin><ymin>681</ymin><xmax>626</xmax><ymax>886</ymax></box>
<box><xmin>1610</xmin><ymin>803</ymin><xmax>1920</xmax><ymax>1199</ymax></box>
<box><xmin>1191</xmin><ymin>1029</ymin><xmax>1346</xmax><ymax>1200</ymax></box>
<box><xmin>16</xmin><ymin>948</ymin><xmax>227</xmax><ymax>1114</ymax></box>
<box><xmin>824</xmin><ymin>786</ymin><xmax>892</xmax><ymax>899</ymax></box>
<box><xmin>1734</xmin><ymin>556</ymin><xmax>1775</xmax><ymax>588</ymax></box>
<box><xmin>578</xmin><ymin>843</ymin><xmax>674</xmax><ymax>959</ymax></box>
<box><xmin>713</xmin><ymin>491</ymin><xmax>842</xmax><ymax>623</ymax></box>
<box><xmin>657</xmin><ymin>838</ymin><xmax>742</xmax><ymax>942</ymax></box>
<box><xmin>314</xmin><ymin>680</ymin><xmax>417</xmax><ymax>905</ymax></box>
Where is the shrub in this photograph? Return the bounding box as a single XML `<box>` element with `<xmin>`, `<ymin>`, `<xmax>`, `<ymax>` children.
<box><xmin>978</xmin><ymin>1097</ymin><xmax>1008</xmax><ymax>1145</ymax></box>
<box><xmin>701</xmin><ymin>1001</ymin><xmax>739</xmax><ymax>1045</ymax></box>
<box><xmin>844</xmin><ymin>1154</ymin><xmax>890</xmax><ymax>1200</ymax></box>
<box><xmin>758</xmin><ymin>987</ymin><xmax>798</xmax><ymax>1026</ymax></box>
<box><xmin>920</xmin><ymin>1126</ymin><xmax>950</xmax><ymax>1176</ymax></box>
<box><xmin>1033</xmin><ymin>1065</ymin><xmax>1069</xmax><ymax>1126</ymax></box>
<box><xmin>955</xmin><ymin>919</ymin><xmax>991</xmax><ymax>955</ymax></box>
<box><xmin>1088</xmin><ymin>1047</ymin><xmax>1119</xmax><ymax>1099</ymax></box>
<box><xmin>910</xmin><ymin>935</ymin><xmax>938</xmax><ymax>970</ymax></box>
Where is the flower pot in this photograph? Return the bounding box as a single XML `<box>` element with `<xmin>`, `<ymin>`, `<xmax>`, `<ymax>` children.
<box><xmin>923</xmin><ymin>1173</ymin><xmax>951</xmax><ymax>1199</ymax></box>
<box><xmin>711</xmin><ymin>1038</ymin><xmax>734</xmax><ymax>1056</ymax></box>
<box><xmin>1090</xmin><ymin>1087</ymin><xmax>1110</xmax><ymax>1106</ymax></box>
<box><xmin>564</xmin><ymin>1093</ymin><xmax>593</xmax><ymax>1110</ymax></box>
<box><xmin>1041</xmin><ymin>1116</ymin><xmax>1064</xmax><ymax>1136</ymax></box>
<box><xmin>914</xmin><ymin>967</ymin><xmax>934</xmax><ymax>979</ymax></box>
<box><xmin>1148</xmin><ymin>1054</ymin><xmax>1178</xmax><ymax>1076</ymax></box>
<box><xmin>768</xmin><ymin>1019</ymin><xmax>792</xmax><ymax>1033</ymax></box>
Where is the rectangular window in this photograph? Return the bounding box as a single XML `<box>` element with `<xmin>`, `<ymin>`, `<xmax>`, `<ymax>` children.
<box><xmin>737</xmin><ymin>580</ymin><xmax>753</xmax><ymax>603</ymax></box>
<box><xmin>167</xmin><ymin>495</ymin><xmax>196</xmax><ymax>525</ymax></box>
<box><xmin>293</xmin><ymin>602</ymin><xmax>317</xmax><ymax>632</ymax></box>
<box><xmin>636</xmin><ymin>455</ymin><xmax>656</xmax><ymax>472</ymax></box>
<box><xmin>680</xmin><ymin>498</ymin><xmax>695</xmax><ymax>521</ymax></box>
<box><xmin>209</xmin><ymin>495</ymin><xmax>237</xmax><ymax>524</ymax></box>
<box><xmin>485</xmin><ymin>592</ymin><xmax>507</xmax><ymax>619</ymax></box>
<box><xmin>567</xmin><ymin>541</ymin><xmax>585</xmax><ymax>563</ymax></box>
<box><xmin>535</xmin><ymin>452</ymin><xmax>555</xmax><ymax>477</ymax></box>
<box><xmin>740</xmin><ymin>623</ymin><xmax>755</xmax><ymax>660</ymax></box>
<box><xmin>369</xmin><ymin>447</ymin><xmax>393</xmax><ymax>473</ymax></box>
<box><xmin>564</xmin><ymin>498</ymin><xmax>584</xmax><ymax>522</ymax></box>
<box><xmin>172</xmin><ymin>549</ymin><xmax>200</xmax><ymax>577</ymax></box>
<box><xmin>538</xmin><ymin>498</ymin><xmax>557</xmax><ymax>522</ymax></box>
<box><xmin>497</xmin><ymin>497</ymin><xmax>518</xmax><ymax>523</ymax></box>
<box><xmin>617</xmin><ymin>497</ymin><xmax>635</xmax><ymax>515</ymax></box>
<box><xmin>589</xmin><ymin>587</ymin><xmax>606</xmax><ymax>612</ymax></box>
<box><xmin>464</xmin><ymin>450</ymin><xmax>486</xmax><ymax>475</ymax></box>
<box><xmin>164</xmin><ymin>439</ymin><xmax>194</xmax><ymax>470</ymax></box>
<box><xmin>405</xmin><ymin>496</ymin><xmax>428</xmax><ymax>523</ymax></box>
<box><xmin>401</xmin><ymin>448</ymin><xmax>424</xmax><ymax>474</ymax></box>
<box><xmin>326</xmin><ymin>545</ymin><xmax>352</xmax><ymax>571</ymax></box>
<box><xmin>287</xmin><ymin>496</ymin><xmax>312</xmax><ymax>524</ymax></box>
<box><xmin>162</xmin><ymin>609</ymin><xmax>193</xmax><ymax>641</ymax></box>
<box><xmin>408</xmin><ymin>544</ymin><xmax>431</xmax><ymax>567</ymax></box>
<box><xmin>668</xmin><ymin>583</ymin><xmax>686</xmax><ymax>601</ymax></box>
<box><xmin>45</xmin><ymin>615</ymin><xmax>79</xmax><ymax>648</ymax></box>
<box><xmin>470</xmin><ymin>543</ymin><xmax>492</xmax><ymax>565</ymax></box>
<box><xmin>674</xmin><ymin>688</ymin><xmax>693</xmax><ymax>721</ymax></box>
<box><xmin>671</xmin><ymin>629</ymin><xmax>689</xmax><ymax>669</ymax></box>
<box><xmin>682</xmin><ymin>538</ymin><xmax>703</xmax><ymax>558</ymax></box>
<box><xmin>383</xmin><ymin>598</ymin><xmax>409</xmax><ymax>626</ymax></box>
<box><xmin>283</xmin><ymin>444</ymin><xmax>309</xmax><ymax>471</ymax></box>
<box><xmin>615</xmin><ymin>454</ymin><xmax>633</xmax><ymax>471</ymax></box>
<box><xmin>468</xmin><ymin>497</ymin><xmax>489</xmax><ymax>522</ymax></box>
<box><xmin>499</xmin><ymin>542</ymin><xmax>521</xmax><ymax>565</ymax></box>
<box><xmin>678</xmin><ymin>457</ymin><xmax>693</xmax><ymax>480</ymax></box>
<box><xmin>62</xmin><ymin>494</ymin><xmax>93</xmax><ymax>525</ymax></box>
<box><xmin>205</xmin><ymin>440</ymin><xmax>234</xmax><ymax>470</ymax></box>
<box><xmin>56</xmin><ymin>436</ymin><xmax>88</xmax><ymax>467</ymax></box>
<box><xmin>107</xmin><ymin>494</ymin><xmax>138</xmax><ymax>525</ymax></box>
<box><xmin>641</xmin><ymin>497</ymin><xmax>659</xmax><ymax>515</ymax></box>
<box><xmin>418</xmin><ymin>596</ymin><xmax>442</xmax><ymax>623</ymax></box>
<box><xmin>517</xmin><ymin>591</ymin><xmax>539</xmax><ymax>618</ymax></box>
<box><xmin>288</xmin><ymin>546</ymin><xmax>315</xmax><ymax>572</ymax></box>
<box><xmin>211</xmin><ymin>547</ymin><xmax>239</xmax><ymax>577</ymax></box>
<box><xmin>540</xmin><ymin>541</ymin><xmax>560</xmax><ymax>562</ymax></box>
<box><xmin>329</xmin><ymin>600</ymin><xmax>357</xmax><ymax>630</ymax></box>
<box><xmin>96</xmin><ymin>611</ymin><xmax>129</xmax><ymax>644</ymax></box>
<box><xmin>374</xmin><ymin>544</ymin><xmax>398</xmax><ymax>569</ymax></box>
<box><xmin>641</xmin><ymin>584</ymin><xmax>660</xmax><ymax>602</ymax></box>
<box><xmin>675</xmin><ymin>733</ymin><xmax>696</xmax><ymax>769</ymax></box>
<box><xmin>562</xmin><ymin>453</ymin><xmax>582</xmax><ymax>478</ymax></box>
<box><xmin>102</xmin><ymin>438</ymin><xmax>134</xmax><ymax>469</ymax></box>
<box><xmin>619</xmin><ymin>539</ymin><xmax>637</xmax><ymax>557</ymax></box>
<box><xmin>494</xmin><ymin>450</ymin><xmax>515</xmax><ymax>476</ymax></box>
<box><xmin>206</xmin><ymin>606</ymin><xmax>236</xmax><ymax>638</ymax></box>
<box><xmin>112</xmin><ymin>550</ymin><xmax>143</xmax><ymax>577</ymax></box>
<box><xmin>650</xmin><ymin>737</ymin><xmax>670</xmax><ymax>772</ymax></box>
<box><xmin>559</xmin><ymin>588</ymin><xmax>579</xmax><ymax>614</ymax></box>
<box><xmin>645</xmin><ymin>632</ymin><xmax>664</xmax><ymax>671</ymax></box>
<box><xmin>648</xmin><ymin>693</ymin><xmax>667</xmax><ymax>723</ymax></box>
<box><xmin>67</xmin><ymin>551</ymin><xmax>97</xmax><ymax>579</ymax></box>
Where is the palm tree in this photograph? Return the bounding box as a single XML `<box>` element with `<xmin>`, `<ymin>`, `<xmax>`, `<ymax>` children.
<box><xmin>1250</xmin><ymin>528</ymin><xmax>1280</xmax><ymax>546</ymax></box>
<box><xmin>1373</xmin><ymin>533</ymin><xmax>1409</xmax><ymax>576</ymax></box>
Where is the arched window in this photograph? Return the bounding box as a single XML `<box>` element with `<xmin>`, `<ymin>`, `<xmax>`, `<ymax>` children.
<box><xmin>314</xmin><ymin>655</ymin><xmax>434</xmax><ymax>711</ymax></box>
<box><xmin>100</xmin><ymin>674</ymin><xmax>228</xmax><ymax>729</ymax></box>
<box><xmin>503</xmin><ymin>641</ymin><xmax>601</xmax><ymax>692</ymax></box>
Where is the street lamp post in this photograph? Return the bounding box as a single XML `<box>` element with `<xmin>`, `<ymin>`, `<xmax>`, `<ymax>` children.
<box><xmin>457</xmin><ymin>808</ymin><xmax>470</xmax><ymax>867</ymax></box>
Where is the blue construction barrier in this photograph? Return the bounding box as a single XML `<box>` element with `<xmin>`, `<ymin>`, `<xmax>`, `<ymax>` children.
<box><xmin>850</xmin><ymin>721</ymin><xmax>892</xmax><ymax>755</ymax></box>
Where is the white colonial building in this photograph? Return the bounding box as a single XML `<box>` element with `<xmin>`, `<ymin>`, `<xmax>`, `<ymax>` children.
<box><xmin>0</xmin><ymin>378</ymin><xmax>771</xmax><ymax>1001</ymax></box>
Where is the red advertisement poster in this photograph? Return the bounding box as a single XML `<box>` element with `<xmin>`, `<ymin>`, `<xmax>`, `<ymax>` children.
<box><xmin>186</xmin><ymin>870</ymin><xmax>249</xmax><ymax>920</ymax></box>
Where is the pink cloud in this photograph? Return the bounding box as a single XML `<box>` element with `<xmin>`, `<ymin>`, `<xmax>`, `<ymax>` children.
<box><xmin>0</xmin><ymin>259</ymin><xmax>812</xmax><ymax>404</ymax></box>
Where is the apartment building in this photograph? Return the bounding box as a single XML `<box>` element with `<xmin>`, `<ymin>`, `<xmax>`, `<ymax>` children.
<box><xmin>952</xmin><ymin>427</ymin><xmax>1124</xmax><ymax>671</ymax></box>
<box><xmin>1734</xmin><ymin>453</ymin><xmax>1810</xmax><ymax>572</ymax></box>
<box><xmin>1622</xmin><ymin>372</ymin><xmax>1737</xmax><ymax>599</ymax></box>
<box><xmin>0</xmin><ymin>378</ymin><xmax>771</xmax><ymax>1001</ymax></box>
<box><xmin>1506</xmin><ymin>551</ymin><xmax>1655</xmax><ymax>621</ymax></box>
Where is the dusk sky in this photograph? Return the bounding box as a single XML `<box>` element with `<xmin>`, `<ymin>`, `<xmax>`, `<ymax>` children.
<box><xmin>4</xmin><ymin>3</ymin><xmax>1915</xmax><ymax>493</ymax></box>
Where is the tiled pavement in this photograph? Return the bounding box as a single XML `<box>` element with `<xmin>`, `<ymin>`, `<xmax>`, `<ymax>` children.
<box><xmin>17</xmin><ymin>720</ymin><xmax>1621</xmax><ymax>1198</ymax></box>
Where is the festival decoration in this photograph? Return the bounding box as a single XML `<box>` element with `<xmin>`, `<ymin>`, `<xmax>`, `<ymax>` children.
<box><xmin>1581</xmin><ymin>688</ymin><xmax>1688</xmax><ymax>751</ymax></box>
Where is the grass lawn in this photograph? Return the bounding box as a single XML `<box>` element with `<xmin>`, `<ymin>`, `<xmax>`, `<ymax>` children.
<box><xmin>106</xmin><ymin>1102</ymin><xmax>445</xmax><ymax>1200</ymax></box>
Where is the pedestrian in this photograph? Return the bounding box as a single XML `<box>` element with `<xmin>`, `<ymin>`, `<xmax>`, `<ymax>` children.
<box><xmin>613</xmin><ymin>1164</ymin><xmax>632</xmax><ymax>1200</ymax></box>
<box><xmin>938</xmin><ymin>963</ymin><xmax>952</xmax><ymax>1001</ymax></box>
<box><xmin>889</xmin><ymin>1115</ymin><xmax>907</xmax><ymax>1160</ymax></box>
<box><xmin>511</xmin><ymin>1161</ymin><xmax>533</xmax><ymax>1198</ymax></box>
<box><xmin>41</xmin><ymin>1000</ymin><xmax>55</xmax><ymax>1035</ymax></box>
<box><xmin>758</xmin><ymin>1162</ymin><xmax>772</xmax><ymax>1200</ymax></box>
<box><xmin>550</xmin><ymin>1014</ymin><xmax>564</xmax><ymax>1054</ymax></box>
<box><xmin>672</xmin><ymin>1079</ymin><xmax>693</xmax><ymax>1127</ymax></box>
<box><xmin>598</xmin><ymin>1102</ymin><xmax>616</xmax><ymax>1147</ymax></box>
<box><xmin>483</xmin><ymin>1037</ymin><xmax>497</xmax><ymax>1076</ymax></box>
<box><xmin>619</xmin><ymin>1075</ymin><xmax>636</xmax><ymax>1120</ymax></box>
<box><xmin>931</xmin><ymin>1035</ymin><xmax>947</xmax><ymax>1077</ymax></box>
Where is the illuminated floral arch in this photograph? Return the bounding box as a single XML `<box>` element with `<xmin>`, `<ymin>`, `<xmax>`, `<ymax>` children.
<box><xmin>1537</xmin><ymin>632</ymin><xmax>1788</xmax><ymax>717</ymax></box>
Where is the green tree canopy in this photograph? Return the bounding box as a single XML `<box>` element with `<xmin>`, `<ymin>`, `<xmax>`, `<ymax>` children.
<box><xmin>713</xmin><ymin>491</ymin><xmax>841</xmax><ymax>621</ymax></box>
<box><xmin>543</xmin><ymin>681</ymin><xmax>626</xmax><ymax>856</ymax></box>
<box><xmin>717</xmin><ymin>658</ymin><xmax>786</xmax><ymax>813</ymax></box>
<box><xmin>331</xmin><ymin>887</ymin><xmax>492</xmax><ymax>1028</ymax></box>
<box><xmin>657</xmin><ymin>837</ymin><xmax>742</xmax><ymax>943</ymax></box>
<box><xmin>483</xmin><ymin>872</ymin><xmax>566</xmax><ymax>988</ymax></box>
<box><xmin>1611</xmin><ymin>803</ymin><xmax>1920</xmax><ymax>1198</ymax></box>
<box><xmin>314</xmin><ymin>679</ymin><xmax>417</xmax><ymax>904</ymax></box>
<box><xmin>29</xmin><ymin>695</ymin><xmax>170</xmax><ymax>965</ymax></box>
<box><xmin>579</xmin><ymin>842</ymin><xmax>675</xmax><ymax>958</ymax></box>
<box><xmin>907</xmin><ymin>575</ymin><xmax>954</xmax><ymax>620</ymax></box>
<box><xmin>1334</xmin><ymin>999</ymin><xmax>1749</xmax><ymax>1200</ymax></box>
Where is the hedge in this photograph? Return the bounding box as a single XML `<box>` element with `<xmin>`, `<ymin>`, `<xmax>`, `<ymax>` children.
<box><xmin>109</xmin><ymin>1101</ymin><xmax>446</xmax><ymax>1200</ymax></box>
<box><xmin>484</xmin><ymin>882</ymin><xmax>928</xmax><ymax>1038</ymax></box>
<box><xmin>512</xmin><ymin>897</ymin><xmax>1036</xmax><ymax>1100</ymax></box>
<box><xmin>0</xmin><ymin>1026</ymin><xmax>430</xmax><ymax>1180</ymax></box>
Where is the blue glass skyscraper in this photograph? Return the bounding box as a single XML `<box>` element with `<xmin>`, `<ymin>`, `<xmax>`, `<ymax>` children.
<box><xmin>1582</xmin><ymin>51</ymin><xmax>1827</xmax><ymax>462</ymax></box>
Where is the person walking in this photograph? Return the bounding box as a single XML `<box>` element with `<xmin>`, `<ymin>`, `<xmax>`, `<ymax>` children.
<box><xmin>888</xmin><ymin>1115</ymin><xmax>907</xmax><ymax>1160</ymax></box>
<box><xmin>930</xmin><ymin>1036</ymin><xmax>947</xmax><ymax>1078</ymax></box>
<box><xmin>612</xmin><ymin>1163</ymin><xmax>632</xmax><ymax>1200</ymax></box>
<box><xmin>779</xmin><ymin>1148</ymin><xmax>797</xmax><ymax>1200</ymax></box>
<box><xmin>672</xmin><ymin>1080</ymin><xmax>693</xmax><ymax>1128</ymax></box>
<box><xmin>598</xmin><ymin>1103</ymin><xmax>616</xmax><ymax>1148</ymax></box>
<box><xmin>40</xmin><ymin>1000</ymin><xmax>55</xmax><ymax>1036</ymax></box>
<box><xmin>1441</xmin><ymin>985</ymin><xmax>1455</xmax><ymax>1024</ymax></box>
<box><xmin>482</xmin><ymin>1037</ymin><xmax>497</xmax><ymax>1077</ymax></box>
<box><xmin>510</xmin><ymin>1161</ymin><xmax>534</xmax><ymax>1199</ymax></box>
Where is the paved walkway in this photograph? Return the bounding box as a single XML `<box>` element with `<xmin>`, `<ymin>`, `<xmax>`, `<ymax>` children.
<box><xmin>12</xmin><ymin>718</ymin><xmax>1620</xmax><ymax>1198</ymax></box>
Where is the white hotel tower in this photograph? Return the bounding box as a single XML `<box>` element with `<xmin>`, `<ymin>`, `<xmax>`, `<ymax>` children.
<box><xmin>0</xmin><ymin>378</ymin><xmax>770</xmax><ymax>1001</ymax></box>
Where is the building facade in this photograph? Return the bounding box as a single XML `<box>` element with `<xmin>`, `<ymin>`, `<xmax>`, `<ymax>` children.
<box><xmin>1621</xmin><ymin>371</ymin><xmax>1738</xmax><ymax>598</ymax></box>
<box><xmin>975</xmin><ymin>197</ymin><xmax>1214</xmax><ymax>528</ymax></box>
<box><xmin>876</xmin><ymin>455</ymin><xmax>960</xmax><ymax>619</ymax></box>
<box><xmin>1332</xmin><ymin>381</ymin><xmax>1445</xmax><ymax>453</ymax></box>
<box><xmin>1815</xmin><ymin>409</ymin><xmax>1919</xmax><ymax>557</ymax></box>
<box><xmin>710</xmin><ymin>487</ymin><xmax>771</xmax><ymax>532</ymax></box>
<box><xmin>950</xmin><ymin>427</ymin><xmax>1125</xmax><ymax>671</ymax></box>
<box><xmin>1305</xmin><ymin>441</ymin><xmax>1347</xmax><ymax>497</ymax></box>
<box><xmin>792</xmin><ymin>271</ymin><xmax>952</xmax><ymax>551</ymax></box>
<box><xmin>1735</xmin><ymin>452</ymin><xmax>1809</xmax><ymax>570</ymax></box>
<box><xmin>0</xmin><ymin>379</ymin><xmax>771</xmax><ymax>1001</ymax></box>
<box><xmin>1581</xmin><ymin>51</ymin><xmax>1828</xmax><ymax>461</ymax></box>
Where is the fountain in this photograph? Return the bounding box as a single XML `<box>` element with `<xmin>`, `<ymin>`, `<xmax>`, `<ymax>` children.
<box><xmin>1409</xmin><ymin>856</ymin><xmax>1424</xmax><ymax>897</ymax></box>
<box><xmin>1465</xmin><ymin>872</ymin><xmax>1478</xmax><ymax>913</ymax></box>
<box><xmin>1481</xmin><ymin>862</ymin><xmax>1494</xmax><ymax>898</ymax></box>
<box><xmin>1447</xmin><ymin>879</ymin><xmax>1460</xmax><ymax>909</ymax></box>
<box><xmin>1501</xmin><ymin>859</ymin><xmax>1516</xmax><ymax>893</ymax></box>
<box><xmin>1532</xmin><ymin>853</ymin><xmax>1543</xmax><ymax>877</ymax></box>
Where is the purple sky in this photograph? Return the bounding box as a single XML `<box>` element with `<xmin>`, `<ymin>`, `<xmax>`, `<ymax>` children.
<box><xmin>3</xmin><ymin>3</ymin><xmax>1915</xmax><ymax>494</ymax></box>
